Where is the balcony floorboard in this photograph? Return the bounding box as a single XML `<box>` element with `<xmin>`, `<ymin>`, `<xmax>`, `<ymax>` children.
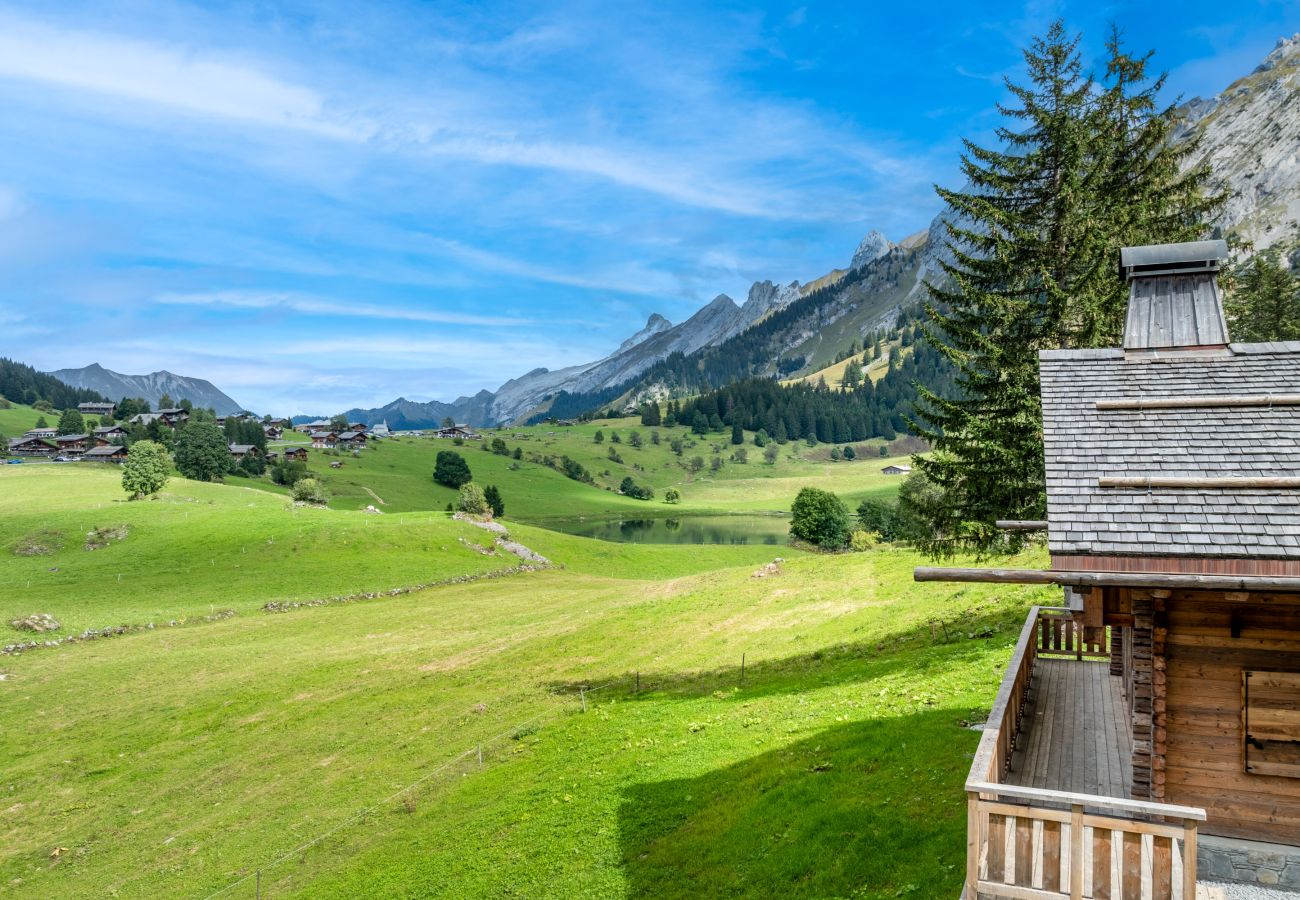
<box><xmin>1005</xmin><ymin>658</ymin><xmax>1132</xmax><ymax>799</ymax></box>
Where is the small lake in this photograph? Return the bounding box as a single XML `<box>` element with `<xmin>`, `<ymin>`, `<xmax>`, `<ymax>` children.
<box><xmin>537</xmin><ymin>515</ymin><xmax>790</xmax><ymax>545</ymax></box>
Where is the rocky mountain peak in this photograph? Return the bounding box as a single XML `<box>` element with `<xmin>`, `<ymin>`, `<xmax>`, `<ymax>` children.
<box><xmin>617</xmin><ymin>313</ymin><xmax>674</xmax><ymax>353</ymax></box>
<box><xmin>850</xmin><ymin>230</ymin><xmax>894</xmax><ymax>270</ymax></box>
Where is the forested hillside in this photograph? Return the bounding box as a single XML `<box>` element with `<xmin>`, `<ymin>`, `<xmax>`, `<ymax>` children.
<box><xmin>0</xmin><ymin>358</ymin><xmax>106</xmax><ymax>410</ymax></box>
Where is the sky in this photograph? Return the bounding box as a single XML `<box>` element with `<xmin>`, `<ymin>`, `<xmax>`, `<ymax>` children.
<box><xmin>0</xmin><ymin>0</ymin><xmax>1295</xmax><ymax>414</ymax></box>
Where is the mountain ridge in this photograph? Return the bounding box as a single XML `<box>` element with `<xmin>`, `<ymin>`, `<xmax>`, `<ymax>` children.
<box><xmin>48</xmin><ymin>363</ymin><xmax>246</xmax><ymax>416</ymax></box>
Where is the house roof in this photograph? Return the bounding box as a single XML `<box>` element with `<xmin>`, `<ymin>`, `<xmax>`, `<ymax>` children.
<box><xmin>93</xmin><ymin>425</ymin><xmax>125</xmax><ymax>434</ymax></box>
<box><xmin>84</xmin><ymin>444</ymin><xmax>127</xmax><ymax>457</ymax></box>
<box><xmin>309</xmin><ymin>431</ymin><xmax>337</xmax><ymax>439</ymax></box>
<box><xmin>56</xmin><ymin>433</ymin><xmax>89</xmax><ymax>442</ymax></box>
<box><xmin>229</xmin><ymin>444</ymin><xmax>256</xmax><ymax>453</ymax></box>
<box><xmin>1039</xmin><ymin>341</ymin><xmax>1300</xmax><ymax>560</ymax></box>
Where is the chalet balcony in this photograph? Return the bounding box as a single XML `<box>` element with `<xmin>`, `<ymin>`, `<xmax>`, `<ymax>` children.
<box><xmin>965</xmin><ymin>607</ymin><xmax>1206</xmax><ymax>900</ymax></box>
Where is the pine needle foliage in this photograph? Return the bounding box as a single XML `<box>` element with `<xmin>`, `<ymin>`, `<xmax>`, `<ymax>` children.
<box><xmin>910</xmin><ymin>22</ymin><xmax>1221</xmax><ymax>556</ymax></box>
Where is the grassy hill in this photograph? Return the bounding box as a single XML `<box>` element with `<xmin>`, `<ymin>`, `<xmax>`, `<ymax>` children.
<box><xmin>0</xmin><ymin>401</ymin><xmax>51</xmax><ymax>437</ymax></box>
<box><xmin>0</xmin><ymin>470</ymin><xmax>1054</xmax><ymax>898</ymax></box>
<box><xmin>240</xmin><ymin>418</ymin><xmax>911</xmax><ymax>520</ymax></box>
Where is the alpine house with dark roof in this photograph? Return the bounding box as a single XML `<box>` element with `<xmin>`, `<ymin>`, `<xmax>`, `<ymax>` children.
<box><xmin>917</xmin><ymin>241</ymin><xmax>1300</xmax><ymax>895</ymax></box>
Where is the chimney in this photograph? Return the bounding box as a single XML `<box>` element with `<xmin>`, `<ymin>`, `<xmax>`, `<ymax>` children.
<box><xmin>1119</xmin><ymin>239</ymin><xmax>1230</xmax><ymax>352</ymax></box>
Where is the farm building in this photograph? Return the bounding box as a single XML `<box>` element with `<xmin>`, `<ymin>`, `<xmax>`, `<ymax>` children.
<box><xmin>77</xmin><ymin>401</ymin><xmax>115</xmax><ymax>417</ymax></box>
<box><xmin>336</xmin><ymin>431</ymin><xmax>368</xmax><ymax>449</ymax></box>
<box><xmin>881</xmin><ymin>464</ymin><xmax>911</xmax><ymax>475</ymax></box>
<box><xmin>434</xmin><ymin>424</ymin><xmax>479</xmax><ymax>440</ymax></box>
<box><xmin>7</xmin><ymin>435</ymin><xmax>57</xmax><ymax>456</ymax></box>
<box><xmin>55</xmin><ymin>434</ymin><xmax>91</xmax><ymax>456</ymax></box>
<box><xmin>82</xmin><ymin>445</ymin><xmax>128</xmax><ymax>462</ymax></box>
<box><xmin>918</xmin><ymin>241</ymin><xmax>1300</xmax><ymax>894</ymax></box>
<box><xmin>23</xmin><ymin>427</ymin><xmax>57</xmax><ymax>439</ymax></box>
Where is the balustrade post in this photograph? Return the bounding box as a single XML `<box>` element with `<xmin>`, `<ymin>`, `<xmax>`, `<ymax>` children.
<box><xmin>967</xmin><ymin>791</ymin><xmax>980</xmax><ymax>898</ymax></box>
<box><xmin>1183</xmin><ymin>819</ymin><xmax>1198</xmax><ymax>900</ymax></box>
<box><xmin>1069</xmin><ymin>804</ymin><xmax>1084</xmax><ymax>900</ymax></box>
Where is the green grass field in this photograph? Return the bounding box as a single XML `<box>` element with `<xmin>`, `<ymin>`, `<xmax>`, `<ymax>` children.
<box><xmin>241</xmin><ymin>418</ymin><xmax>910</xmax><ymax>520</ymax></box>
<box><xmin>0</xmin><ymin>402</ymin><xmax>50</xmax><ymax>438</ymax></box>
<box><xmin>0</xmin><ymin>432</ymin><xmax>1049</xmax><ymax>899</ymax></box>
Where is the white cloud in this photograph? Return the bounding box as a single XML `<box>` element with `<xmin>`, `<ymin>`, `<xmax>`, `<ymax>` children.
<box><xmin>155</xmin><ymin>290</ymin><xmax>531</xmax><ymax>327</ymax></box>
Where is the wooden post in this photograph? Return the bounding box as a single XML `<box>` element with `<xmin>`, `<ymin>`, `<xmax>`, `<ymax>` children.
<box><xmin>580</xmin><ymin>688</ymin><xmax>586</xmax><ymax>713</ymax></box>
<box><xmin>740</xmin><ymin>653</ymin><xmax>745</xmax><ymax>684</ymax></box>
<box><xmin>1183</xmin><ymin>820</ymin><xmax>1197</xmax><ymax>900</ymax></box>
<box><xmin>1070</xmin><ymin>804</ymin><xmax>1084</xmax><ymax>900</ymax></box>
<box><xmin>966</xmin><ymin>792</ymin><xmax>979</xmax><ymax>899</ymax></box>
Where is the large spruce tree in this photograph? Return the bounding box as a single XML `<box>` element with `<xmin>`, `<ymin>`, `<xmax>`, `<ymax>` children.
<box><xmin>910</xmin><ymin>22</ymin><xmax>1219</xmax><ymax>555</ymax></box>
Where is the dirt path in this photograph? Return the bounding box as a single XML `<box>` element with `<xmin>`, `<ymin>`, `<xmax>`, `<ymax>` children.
<box><xmin>362</xmin><ymin>486</ymin><xmax>386</xmax><ymax>505</ymax></box>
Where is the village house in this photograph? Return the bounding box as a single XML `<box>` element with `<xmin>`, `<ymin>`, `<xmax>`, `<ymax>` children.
<box><xmin>434</xmin><ymin>424</ymin><xmax>479</xmax><ymax>440</ymax></box>
<box><xmin>82</xmin><ymin>444</ymin><xmax>128</xmax><ymax>463</ymax></box>
<box><xmin>93</xmin><ymin>425</ymin><xmax>128</xmax><ymax>444</ymax></box>
<box><xmin>228</xmin><ymin>444</ymin><xmax>260</xmax><ymax>460</ymax></box>
<box><xmin>77</xmin><ymin>401</ymin><xmax>115</xmax><ymax>418</ymax></box>
<box><xmin>156</xmin><ymin>408</ymin><xmax>189</xmax><ymax>428</ymax></box>
<box><xmin>310</xmin><ymin>431</ymin><xmax>338</xmax><ymax>449</ymax></box>
<box><xmin>24</xmin><ymin>427</ymin><xmax>57</xmax><ymax>439</ymax></box>
<box><xmin>296</xmin><ymin>419</ymin><xmax>331</xmax><ymax>433</ymax></box>
<box><xmin>7</xmin><ymin>435</ymin><xmax>57</xmax><ymax>456</ymax></box>
<box><xmin>336</xmin><ymin>431</ymin><xmax>368</xmax><ymax>449</ymax></box>
<box><xmin>881</xmin><ymin>464</ymin><xmax>911</xmax><ymax>476</ymax></box>
<box><xmin>281</xmin><ymin>447</ymin><xmax>308</xmax><ymax>462</ymax></box>
<box><xmin>262</xmin><ymin>425</ymin><xmax>284</xmax><ymax>440</ymax></box>
<box><xmin>918</xmin><ymin>241</ymin><xmax>1300</xmax><ymax>894</ymax></box>
<box><xmin>55</xmin><ymin>434</ymin><xmax>91</xmax><ymax>456</ymax></box>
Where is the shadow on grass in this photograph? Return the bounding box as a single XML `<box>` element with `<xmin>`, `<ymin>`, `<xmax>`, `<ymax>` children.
<box><xmin>617</xmin><ymin>708</ymin><xmax>971</xmax><ymax>899</ymax></box>
<box><xmin>546</xmin><ymin>598</ymin><xmax>1027</xmax><ymax>706</ymax></box>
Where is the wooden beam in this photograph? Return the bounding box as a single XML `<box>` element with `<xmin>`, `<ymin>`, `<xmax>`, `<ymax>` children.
<box><xmin>1096</xmin><ymin>394</ymin><xmax>1300</xmax><ymax>411</ymax></box>
<box><xmin>914</xmin><ymin>566</ymin><xmax>1300</xmax><ymax>593</ymax></box>
<box><xmin>995</xmin><ymin>519</ymin><xmax>1049</xmax><ymax>531</ymax></box>
<box><xmin>1098</xmin><ymin>476</ymin><xmax>1300</xmax><ymax>489</ymax></box>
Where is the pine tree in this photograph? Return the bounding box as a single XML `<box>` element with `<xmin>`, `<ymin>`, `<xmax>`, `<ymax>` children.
<box><xmin>910</xmin><ymin>21</ymin><xmax>1218</xmax><ymax>555</ymax></box>
<box><xmin>1226</xmin><ymin>249</ymin><xmax>1300</xmax><ymax>342</ymax></box>
<box><xmin>57</xmin><ymin>407</ymin><xmax>84</xmax><ymax>435</ymax></box>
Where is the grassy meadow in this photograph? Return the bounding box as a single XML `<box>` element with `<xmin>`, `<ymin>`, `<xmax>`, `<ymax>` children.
<box><xmin>0</xmin><ymin>415</ymin><xmax>1052</xmax><ymax>898</ymax></box>
<box><xmin>238</xmin><ymin>417</ymin><xmax>910</xmax><ymax>520</ymax></box>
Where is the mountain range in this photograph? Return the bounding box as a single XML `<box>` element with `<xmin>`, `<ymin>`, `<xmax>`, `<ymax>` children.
<box><xmin>46</xmin><ymin>36</ymin><xmax>1300</xmax><ymax>429</ymax></box>
<box><xmin>48</xmin><ymin>363</ymin><xmax>245</xmax><ymax>416</ymax></box>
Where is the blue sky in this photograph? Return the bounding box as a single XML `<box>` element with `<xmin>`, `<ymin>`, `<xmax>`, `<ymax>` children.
<box><xmin>0</xmin><ymin>0</ymin><xmax>1295</xmax><ymax>414</ymax></box>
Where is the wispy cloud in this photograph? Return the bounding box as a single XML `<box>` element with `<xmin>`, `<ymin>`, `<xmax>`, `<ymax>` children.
<box><xmin>155</xmin><ymin>290</ymin><xmax>531</xmax><ymax>327</ymax></box>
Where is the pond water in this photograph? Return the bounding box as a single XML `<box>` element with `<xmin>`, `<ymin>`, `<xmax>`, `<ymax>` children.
<box><xmin>536</xmin><ymin>515</ymin><xmax>790</xmax><ymax>545</ymax></box>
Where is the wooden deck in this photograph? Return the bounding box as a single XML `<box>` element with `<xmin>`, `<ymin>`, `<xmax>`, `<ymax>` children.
<box><xmin>1006</xmin><ymin>659</ymin><xmax>1132</xmax><ymax>799</ymax></box>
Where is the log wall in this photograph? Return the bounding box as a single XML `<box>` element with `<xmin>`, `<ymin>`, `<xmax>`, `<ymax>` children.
<box><xmin>1160</xmin><ymin>589</ymin><xmax>1300</xmax><ymax>843</ymax></box>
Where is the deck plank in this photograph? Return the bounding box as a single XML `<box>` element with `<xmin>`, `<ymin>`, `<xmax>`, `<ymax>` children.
<box><xmin>1007</xmin><ymin>659</ymin><xmax>1131</xmax><ymax>798</ymax></box>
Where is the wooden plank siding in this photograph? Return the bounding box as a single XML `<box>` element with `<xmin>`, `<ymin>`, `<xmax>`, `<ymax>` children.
<box><xmin>1161</xmin><ymin>590</ymin><xmax>1300</xmax><ymax>843</ymax></box>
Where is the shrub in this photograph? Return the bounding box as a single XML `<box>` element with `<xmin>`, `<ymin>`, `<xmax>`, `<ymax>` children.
<box><xmin>457</xmin><ymin>483</ymin><xmax>490</xmax><ymax>515</ymax></box>
<box><xmin>842</xmin><ymin>445</ymin><xmax>856</xmax><ymax>460</ymax></box>
<box><xmin>434</xmin><ymin>450</ymin><xmax>472</xmax><ymax>488</ymax></box>
<box><xmin>730</xmin><ymin>448</ymin><xmax>748</xmax><ymax>464</ymax></box>
<box><xmin>764</xmin><ymin>445</ymin><xmax>779</xmax><ymax>464</ymax></box>
<box><xmin>849</xmin><ymin>530</ymin><xmax>878</xmax><ymax>552</ymax></box>
<box><xmin>490</xmin><ymin>438</ymin><xmax>509</xmax><ymax>456</ymax></box>
<box><xmin>789</xmin><ymin>486</ymin><xmax>851</xmax><ymax>549</ymax></box>
<box><xmin>270</xmin><ymin>460</ymin><xmax>307</xmax><ymax>486</ymax></box>
<box><xmin>292</xmin><ymin>478</ymin><xmax>328</xmax><ymax>505</ymax></box>
<box><xmin>121</xmin><ymin>440</ymin><xmax>169</xmax><ymax>500</ymax></box>
<box><xmin>856</xmin><ymin>498</ymin><xmax>899</xmax><ymax>541</ymax></box>
<box><xmin>664</xmin><ymin>488</ymin><xmax>681</xmax><ymax>504</ymax></box>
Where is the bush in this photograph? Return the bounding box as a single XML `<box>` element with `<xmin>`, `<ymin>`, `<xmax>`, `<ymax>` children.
<box><xmin>292</xmin><ymin>478</ymin><xmax>328</xmax><ymax>505</ymax></box>
<box><xmin>764</xmin><ymin>444</ymin><xmax>779</xmax><ymax>464</ymax></box>
<box><xmin>121</xmin><ymin>440</ymin><xmax>170</xmax><ymax>500</ymax></box>
<box><xmin>457</xmin><ymin>483</ymin><xmax>490</xmax><ymax>515</ymax></box>
<box><xmin>842</xmin><ymin>445</ymin><xmax>856</xmax><ymax>460</ymax></box>
<box><xmin>856</xmin><ymin>498</ymin><xmax>899</xmax><ymax>541</ymax></box>
<box><xmin>490</xmin><ymin>438</ymin><xmax>509</xmax><ymax>455</ymax></box>
<box><xmin>789</xmin><ymin>486</ymin><xmax>851</xmax><ymax>549</ymax></box>
<box><xmin>434</xmin><ymin>450</ymin><xmax>472</xmax><ymax>488</ymax></box>
<box><xmin>664</xmin><ymin>488</ymin><xmax>681</xmax><ymax>504</ymax></box>
<box><xmin>270</xmin><ymin>460</ymin><xmax>307</xmax><ymax>486</ymax></box>
<box><xmin>849</xmin><ymin>530</ymin><xmax>878</xmax><ymax>552</ymax></box>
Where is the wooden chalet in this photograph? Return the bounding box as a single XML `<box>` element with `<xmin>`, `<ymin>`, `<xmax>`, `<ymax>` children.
<box><xmin>55</xmin><ymin>433</ymin><xmax>91</xmax><ymax>456</ymax></box>
<box><xmin>882</xmin><ymin>464</ymin><xmax>911</xmax><ymax>475</ymax></box>
<box><xmin>918</xmin><ymin>241</ymin><xmax>1300</xmax><ymax>895</ymax></box>
<box><xmin>228</xmin><ymin>443</ymin><xmax>260</xmax><ymax>459</ymax></box>
<box><xmin>156</xmin><ymin>408</ymin><xmax>189</xmax><ymax>427</ymax></box>
<box><xmin>263</xmin><ymin>425</ymin><xmax>284</xmax><ymax>440</ymax></box>
<box><xmin>434</xmin><ymin>424</ymin><xmax>479</xmax><ymax>440</ymax></box>
<box><xmin>336</xmin><ymin>431</ymin><xmax>368</xmax><ymax>449</ymax></box>
<box><xmin>281</xmin><ymin>447</ymin><xmax>308</xmax><ymax>462</ymax></box>
<box><xmin>77</xmin><ymin>401</ymin><xmax>115</xmax><ymax>417</ymax></box>
<box><xmin>7</xmin><ymin>435</ymin><xmax>57</xmax><ymax>456</ymax></box>
<box><xmin>310</xmin><ymin>431</ymin><xmax>338</xmax><ymax>449</ymax></box>
<box><xmin>93</xmin><ymin>425</ymin><xmax>128</xmax><ymax>443</ymax></box>
<box><xmin>83</xmin><ymin>444</ymin><xmax>128</xmax><ymax>463</ymax></box>
<box><xmin>24</xmin><ymin>427</ymin><xmax>57</xmax><ymax>439</ymax></box>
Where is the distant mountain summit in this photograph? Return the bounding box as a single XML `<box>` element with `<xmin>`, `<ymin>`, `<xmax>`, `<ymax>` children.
<box><xmin>48</xmin><ymin>363</ymin><xmax>245</xmax><ymax>415</ymax></box>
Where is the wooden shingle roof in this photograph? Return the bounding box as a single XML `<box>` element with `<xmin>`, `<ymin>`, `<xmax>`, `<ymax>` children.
<box><xmin>1039</xmin><ymin>341</ymin><xmax>1300</xmax><ymax>560</ymax></box>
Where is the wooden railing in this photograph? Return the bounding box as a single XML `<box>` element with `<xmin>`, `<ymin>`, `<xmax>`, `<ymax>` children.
<box><xmin>965</xmin><ymin>607</ymin><xmax>1205</xmax><ymax>900</ymax></box>
<box><xmin>1036</xmin><ymin>608</ymin><xmax>1109</xmax><ymax>660</ymax></box>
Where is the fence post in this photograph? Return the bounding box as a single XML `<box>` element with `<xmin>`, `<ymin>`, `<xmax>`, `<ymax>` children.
<box><xmin>1183</xmin><ymin>819</ymin><xmax>1198</xmax><ymax>899</ymax></box>
<box><xmin>478</xmin><ymin>745</ymin><xmax>483</xmax><ymax>767</ymax></box>
<box><xmin>635</xmin><ymin>671</ymin><xmax>640</xmax><ymax>693</ymax></box>
<box><xmin>1070</xmin><ymin>804</ymin><xmax>1084</xmax><ymax>900</ymax></box>
<box><xmin>580</xmin><ymin>688</ymin><xmax>586</xmax><ymax>713</ymax></box>
<box><xmin>741</xmin><ymin>653</ymin><xmax>745</xmax><ymax>684</ymax></box>
<box><xmin>966</xmin><ymin>792</ymin><xmax>979</xmax><ymax>898</ymax></box>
